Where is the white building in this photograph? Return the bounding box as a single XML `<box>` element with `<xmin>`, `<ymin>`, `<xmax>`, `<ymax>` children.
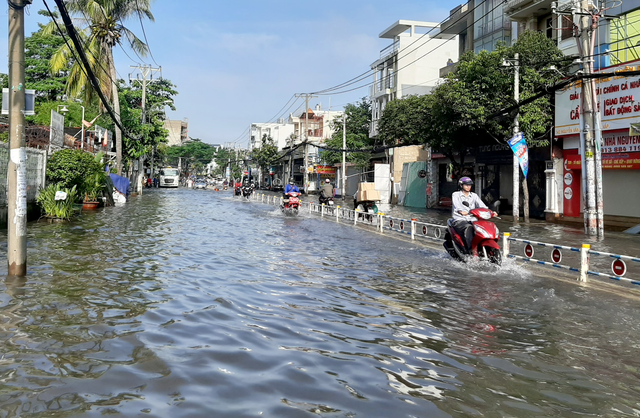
<box><xmin>163</xmin><ymin>118</ymin><xmax>189</xmax><ymax>147</ymax></box>
<box><xmin>369</xmin><ymin>20</ymin><xmax>459</xmax><ymax>137</ymax></box>
<box><xmin>250</xmin><ymin>120</ymin><xmax>295</xmax><ymax>151</ymax></box>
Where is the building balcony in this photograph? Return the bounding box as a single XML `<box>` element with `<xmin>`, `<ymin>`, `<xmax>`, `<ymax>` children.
<box><xmin>441</xmin><ymin>1</ymin><xmax>473</xmax><ymax>35</ymax></box>
<box><xmin>439</xmin><ymin>61</ymin><xmax>458</xmax><ymax>78</ymax></box>
<box><xmin>370</xmin><ymin>120</ymin><xmax>379</xmax><ymax>138</ymax></box>
<box><xmin>379</xmin><ymin>41</ymin><xmax>399</xmax><ymax>60</ymax></box>
<box><xmin>369</xmin><ymin>81</ymin><xmax>395</xmax><ymax>99</ymax></box>
<box><xmin>504</xmin><ymin>0</ymin><xmax>553</xmax><ymax>20</ymax></box>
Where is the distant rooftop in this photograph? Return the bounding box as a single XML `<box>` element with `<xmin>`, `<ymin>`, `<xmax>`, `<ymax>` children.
<box><xmin>379</xmin><ymin>20</ymin><xmax>440</xmax><ymax>39</ymax></box>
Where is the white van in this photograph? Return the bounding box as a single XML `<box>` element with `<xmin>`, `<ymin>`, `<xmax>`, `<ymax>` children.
<box><xmin>159</xmin><ymin>167</ymin><xmax>180</xmax><ymax>188</ymax></box>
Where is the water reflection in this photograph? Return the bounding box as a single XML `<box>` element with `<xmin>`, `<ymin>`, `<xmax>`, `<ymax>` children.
<box><xmin>0</xmin><ymin>189</ymin><xmax>637</xmax><ymax>416</ymax></box>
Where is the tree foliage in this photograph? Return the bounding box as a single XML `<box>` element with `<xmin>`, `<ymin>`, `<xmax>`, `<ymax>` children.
<box><xmin>165</xmin><ymin>139</ymin><xmax>217</xmax><ymax>175</ymax></box>
<box><xmin>116</xmin><ymin>79</ymin><xmax>178</xmax><ymax>161</ymax></box>
<box><xmin>251</xmin><ymin>135</ymin><xmax>279</xmax><ymax>169</ymax></box>
<box><xmin>44</xmin><ymin>0</ymin><xmax>155</xmax><ymax>175</ymax></box>
<box><xmin>377</xmin><ymin>31</ymin><xmax>565</xmax><ymax>169</ymax></box>
<box><xmin>46</xmin><ymin>148</ymin><xmax>103</xmax><ymax>190</ymax></box>
<box><xmin>322</xmin><ymin>97</ymin><xmax>373</xmax><ymax>169</ymax></box>
<box><xmin>25</xmin><ymin>12</ymin><xmax>68</xmax><ymax>102</ymax></box>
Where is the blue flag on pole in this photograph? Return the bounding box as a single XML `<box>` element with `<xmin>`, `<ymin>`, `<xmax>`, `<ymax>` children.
<box><xmin>508</xmin><ymin>132</ymin><xmax>528</xmax><ymax>178</ymax></box>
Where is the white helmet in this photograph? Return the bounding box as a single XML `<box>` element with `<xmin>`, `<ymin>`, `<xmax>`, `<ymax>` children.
<box><xmin>325</xmin><ymin>179</ymin><xmax>330</xmax><ymax>183</ymax></box>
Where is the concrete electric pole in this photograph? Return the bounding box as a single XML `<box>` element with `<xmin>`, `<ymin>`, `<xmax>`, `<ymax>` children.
<box><xmin>129</xmin><ymin>65</ymin><xmax>162</xmax><ymax>195</ymax></box>
<box><xmin>342</xmin><ymin>113</ymin><xmax>347</xmax><ymax>201</ymax></box>
<box><xmin>295</xmin><ymin>93</ymin><xmax>317</xmax><ymax>193</ymax></box>
<box><xmin>7</xmin><ymin>0</ymin><xmax>32</xmax><ymax>276</ymax></box>
<box><xmin>553</xmin><ymin>0</ymin><xmax>604</xmax><ymax>237</ymax></box>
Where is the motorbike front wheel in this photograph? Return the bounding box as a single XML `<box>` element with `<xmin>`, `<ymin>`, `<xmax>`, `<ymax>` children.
<box><xmin>484</xmin><ymin>247</ymin><xmax>502</xmax><ymax>265</ymax></box>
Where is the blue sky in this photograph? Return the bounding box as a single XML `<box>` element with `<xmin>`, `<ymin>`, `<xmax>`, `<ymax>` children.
<box><xmin>1</xmin><ymin>0</ymin><xmax>452</xmax><ymax>145</ymax></box>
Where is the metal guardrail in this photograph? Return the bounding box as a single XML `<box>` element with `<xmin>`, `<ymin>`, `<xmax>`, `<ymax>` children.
<box><xmin>504</xmin><ymin>234</ymin><xmax>640</xmax><ymax>286</ymax></box>
<box><xmin>251</xmin><ymin>193</ymin><xmax>640</xmax><ymax>286</ymax></box>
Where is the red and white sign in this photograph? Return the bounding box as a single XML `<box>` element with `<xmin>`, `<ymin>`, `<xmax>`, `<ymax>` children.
<box><xmin>524</xmin><ymin>244</ymin><xmax>534</xmax><ymax>258</ymax></box>
<box><xmin>602</xmin><ymin>131</ymin><xmax>640</xmax><ymax>153</ymax></box>
<box><xmin>555</xmin><ymin>61</ymin><xmax>640</xmax><ymax>136</ymax></box>
<box><xmin>612</xmin><ymin>259</ymin><xmax>627</xmax><ymax>277</ymax></box>
<box><xmin>564</xmin><ymin>152</ymin><xmax>640</xmax><ymax>170</ymax></box>
<box><xmin>551</xmin><ymin>248</ymin><xmax>562</xmax><ymax>264</ymax></box>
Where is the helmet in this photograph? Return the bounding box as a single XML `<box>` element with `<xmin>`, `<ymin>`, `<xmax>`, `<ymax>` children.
<box><xmin>289</xmin><ymin>180</ymin><xmax>294</xmax><ymax>185</ymax></box>
<box><xmin>458</xmin><ymin>176</ymin><xmax>473</xmax><ymax>187</ymax></box>
<box><xmin>325</xmin><ymin>179</ymin><xmax>331</xmax><ymax>183</ymax></box>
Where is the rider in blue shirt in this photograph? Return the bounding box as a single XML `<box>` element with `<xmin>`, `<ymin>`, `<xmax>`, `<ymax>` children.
<box><xmin>284</xmin><ymin>180</ymin><xmax>299</xmax><ymax>195</ymax></box>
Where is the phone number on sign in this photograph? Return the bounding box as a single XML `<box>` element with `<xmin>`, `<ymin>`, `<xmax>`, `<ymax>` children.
<box><xmin>602</xmin><ymin>145</ymin><xmax>640</xmax><ymax>153</ymax></box>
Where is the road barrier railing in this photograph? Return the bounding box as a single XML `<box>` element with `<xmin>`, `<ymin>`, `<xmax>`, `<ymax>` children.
<box><xmin>503</xmin><ymin>233</ymin><xmax>640</xmax><ymax>285</ymax></box>
<box><xmin>252</xmin><ymin>193</ymin><xmax>639</xmax><ymax>286</ymax></box>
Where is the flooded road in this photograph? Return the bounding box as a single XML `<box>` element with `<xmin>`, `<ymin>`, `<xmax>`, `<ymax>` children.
<box><xmin>1</xmin><ymin>187</ymin><xmax>639</xmax><ymax>417</ymax></box>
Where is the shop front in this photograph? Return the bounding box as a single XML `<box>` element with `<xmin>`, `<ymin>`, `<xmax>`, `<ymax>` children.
<box><xmin>555</xmin><ymin>60</ymin><xmax>640</xmax><ymax>224</ymax></box>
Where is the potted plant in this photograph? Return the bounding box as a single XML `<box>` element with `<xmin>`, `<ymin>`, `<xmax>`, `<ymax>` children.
<box><xmin>36</xmin><ymin>184</ymin><xmax>79</xmax><ymax>221</ymax></box>
<box><xmin>82</xmin><ymin>171</ymin><xmax>106</xmax><ymax>210</ymax></box>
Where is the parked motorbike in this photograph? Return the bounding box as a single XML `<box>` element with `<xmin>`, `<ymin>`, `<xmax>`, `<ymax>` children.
<box><xmin>443</xmin><ymin>205</ymin><xmax>501</xmax><ymax>265</ymax></box>
<box><xmin>281</xmin><ymin>192</ymin><xmax>301</xmax><ymax>215</ymax></box>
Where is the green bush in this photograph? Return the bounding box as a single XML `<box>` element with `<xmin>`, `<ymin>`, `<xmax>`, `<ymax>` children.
<box><xmin>36</xmin><ymin>184</ymin><xmax>79</xmax><ymax>220</ymax></box>
<box><xmin>46</xmin><ymin>149</ymin><xmax>103</xmax><ymax>190</ymax></box>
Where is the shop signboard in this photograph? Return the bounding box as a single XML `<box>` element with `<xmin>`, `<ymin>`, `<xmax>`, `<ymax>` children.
<box><xmin>564</xmin><ymin>152</ymin><xmax>640</xmax><ymax>169</ymax></box>
<box><xmin>555</xmin><ymin>61</ymin><xmax>640</xmax><ymax>136</ymax></box>
<box><xmin>315</xmin><ymin>165</ymin><xmax>336</xmax><ymax>174</ymax></box>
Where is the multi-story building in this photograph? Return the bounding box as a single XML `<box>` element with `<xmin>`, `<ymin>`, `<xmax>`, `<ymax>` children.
<box><xmin>368</xmin><ymin>20</ymin><xmax>458</xmax><ymax>205</ymax></box>
<box><xmin>249</xmin><ymin>120</ymin><xmax>295</xmax><ymax>151</ymax></box>
<box><xmin>369</xmin><ymin>20</ymin><xmax>459</xmax><ymax>138</ymax></box>
<box><xmin>287</xmin><ymin>104</ymin><xmax>343</xmax><ymax>193</ymax></box>
<box><xmin>163</xmin><ymin>118</ymin><xmax>188</xmax><ymax>147</ymax></box>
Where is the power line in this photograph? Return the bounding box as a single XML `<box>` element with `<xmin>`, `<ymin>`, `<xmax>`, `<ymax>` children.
<box><xmin>315</xmin><ymin>0</ymin><xmax>507</xmax><ymax>97</ymax></box>
<box><xmin>311</xmin><ymin>1</ymin><xmax>488</xmax><ymax>96</ymax></box>
<box><xmin>47</xmin><ymin>0</ymin><xmax>140</xmax><ymax>141</ymax></box>
<box><xmin>135</xmin><ymin>0</ymin><xmax>160</xmax><ymax>67</ymax></box>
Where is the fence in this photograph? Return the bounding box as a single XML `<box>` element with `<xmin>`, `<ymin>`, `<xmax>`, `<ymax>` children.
<box><xmin>0</xmin><ymin>144</ymin><xmax>47</xmax><ymax>206</ymax></box>
<box><xmin>250</xmin><ymin>192</ymin><xmax>640</xmax><ymax>287</ymax></box>
<box><xmin>504</xmin><ymin>234</ymin><xmax>640</xmax><ymax>286</ymax></box>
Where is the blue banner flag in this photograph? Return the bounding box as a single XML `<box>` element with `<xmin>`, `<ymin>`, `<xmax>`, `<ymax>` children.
<box><xmin>508</xmin><ymin>132</ymin><xmax>529</xmax><ymax>178</ymax></box>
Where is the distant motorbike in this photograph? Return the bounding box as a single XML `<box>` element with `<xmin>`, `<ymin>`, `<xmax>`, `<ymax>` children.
<box><xmin>234</xmin><ymin>186</ymin><xmax>242</xmax><ymax>196</ymax></box>
<box><xmin>318</xmin><ymin>192</ymin><xmax>335</xmax><ymax>207</ymax></box>
<box><xmin>443</xmin><ymin>205</ymin><xmax>501</xmax><ymax>265</ymax></box>
<box><xmin>281</xmin><ymin>192</ymin><xmax>301</xmax><ymax>215</ymax></box>
<box><xmin>241</xmin><ymin>185</ymin><xmax>253</xmax><ymax>199</ymax></box>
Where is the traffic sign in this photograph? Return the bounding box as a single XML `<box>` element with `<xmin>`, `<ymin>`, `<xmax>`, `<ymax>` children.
<box><xmin>612</xmin><ymin>259</ymin><xmax>627</xmax><ymax>277</ymax></box>
<box><xmin>551</xmin><ymin>248</ymin><xmax>562</xmax><ymax>264</ymax></box>
<box><xmin>524</xmin><ymin>244</ymin><xmax>534</xmax><ymax>258</ymax></box>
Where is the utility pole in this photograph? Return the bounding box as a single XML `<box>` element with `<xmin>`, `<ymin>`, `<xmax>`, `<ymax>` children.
<box><xmin>579</xmin><ymin>0</ymin><xmax>597</xmax><ymax>236</ymax></box>
<box><xmin>295</xmin><ymin>93</ymin><xmax>317</xmax><ymax>193</ymax></box>
<box><xmin>7</xmin><ymin>0</ymin><xmax>31</xmax><ymax>276</ymax></box>
<box><xmin>504</xmin><ymin>53</ymin><xmax>520</xmax><ymax>222</ymax></box>
<box><xmin>129</xmin><ymin>65</ymin><xmax>162</xmax><ymax>195</ymax></box>
<box><xmin>342</xmin><ymin>113</ymin><xmax>347</xmax><ymax>201</ymax></box>
<box><xmin>552</xmin><ymin>0</ymin><xmax>604</xmax><ymax>238</ymax></box>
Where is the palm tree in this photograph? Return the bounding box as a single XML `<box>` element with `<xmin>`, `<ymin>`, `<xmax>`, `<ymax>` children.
<box><xmin>45</xmin><ymin>0</ymin><xmax>154</xmax><ymax>175</ymax></box>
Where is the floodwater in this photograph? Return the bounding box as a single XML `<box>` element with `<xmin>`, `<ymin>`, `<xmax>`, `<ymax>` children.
<box><xmin>0</xmin><ymin>188</ymin><xmax>639</xmax><ymax>417</ymax></box>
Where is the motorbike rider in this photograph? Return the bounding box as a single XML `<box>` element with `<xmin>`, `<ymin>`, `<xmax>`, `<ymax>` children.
<box><xmin>451</xmin><ymin>176</ymin><xmax>496</xmax><ymax>251</ymax></box>
<box><xmin>284</xmin><ymin>180</ymin><xmax>299</xmax><ymax>195</ymax></box>
<box><xmin>319</xmin><ymin>179</ymin><xmax>334</xmax><ymax>203</ymax></box>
